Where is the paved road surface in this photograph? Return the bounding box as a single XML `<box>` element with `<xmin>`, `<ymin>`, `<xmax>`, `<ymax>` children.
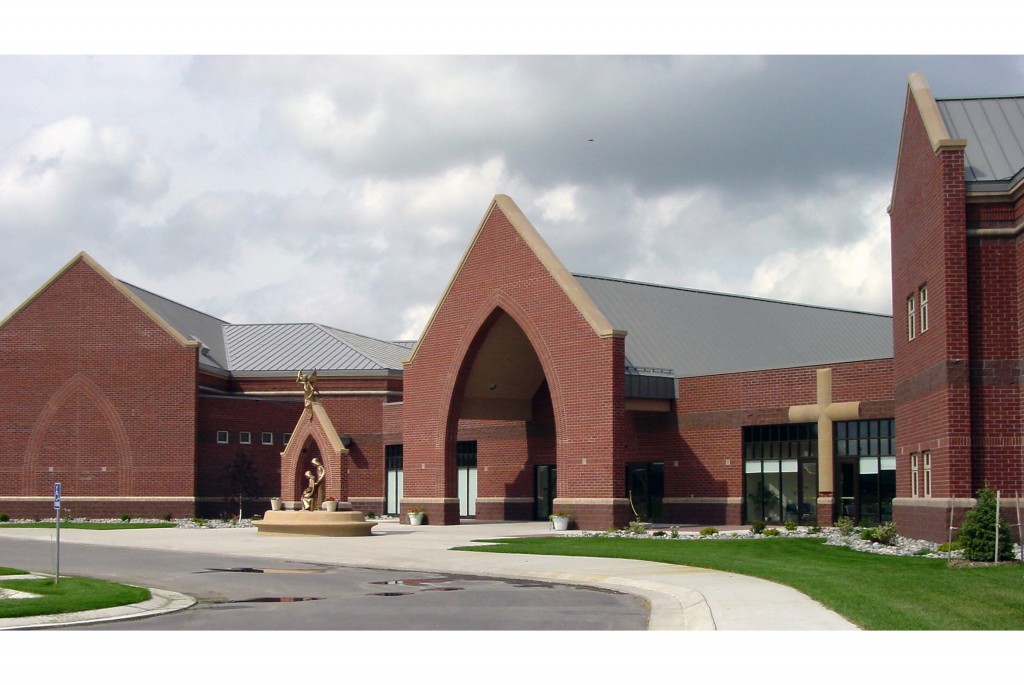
<box><xmin>1</xmin><ymin>537</ymin><xmax>648</xmax><ymax>630</ymax></box>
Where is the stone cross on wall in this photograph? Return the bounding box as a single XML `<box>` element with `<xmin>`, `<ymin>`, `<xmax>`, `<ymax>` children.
<box><xmin>787</xmin><ymin>368</ymin><xmax>860</xmax><ymax>496</ymax></box>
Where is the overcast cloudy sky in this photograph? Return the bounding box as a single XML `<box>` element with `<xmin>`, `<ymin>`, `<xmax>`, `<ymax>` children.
<box><xmin>2</xmin><ymin>11</ymin><xmax>1023</xmax><ymax>342</ymax></box>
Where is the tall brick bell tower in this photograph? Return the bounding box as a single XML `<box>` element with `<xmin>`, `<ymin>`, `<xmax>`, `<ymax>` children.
<box><xmin>889</xmin><ymin>72</ymin><xmax>1024</xmax><ymax>542</ymax></box>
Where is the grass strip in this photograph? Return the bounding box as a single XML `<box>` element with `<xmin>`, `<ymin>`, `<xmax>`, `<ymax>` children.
<box><xmin>0</xmin><ymin>567</ymin><xmax>29</xmax><ymax>575</ymax></box>
<box><xmin>0</xmin><ymin>522</ymin><xmax>177</xmax><ymax>530</ymax></box>
<box><xmin>0</xmin><ymin>575</ymin><xmax>151</xmax><ymax>619</ymax></box>
<box><xmin>456</xmin><ymin>536</ymin><xmax>1024</xmax><ymax>630</ymax></box>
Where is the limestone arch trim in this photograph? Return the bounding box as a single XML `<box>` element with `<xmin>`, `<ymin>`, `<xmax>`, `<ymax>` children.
<box><xmin>24</xmin><ymin>373</ymin><xmax>132</xmax><ymax>495</ymax></box>
<box><xmin>279</xmin><ymin>403</ymin><xmax>349</xmax><ymax>501</ymax></box>
<box><xmin>405</xmin><ymin>195</ymin><xmax>625</xmax><ymax>365</ymax></box>
<box><xmin>438</xmin><ymin>289</ymin><xmax>569</xmax><ymax>453</ymax></box>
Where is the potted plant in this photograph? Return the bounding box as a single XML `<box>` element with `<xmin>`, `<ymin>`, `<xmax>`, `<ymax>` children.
<box><xmin>270</xmin><ymin>497</ymin><xmax>283</xmax><ymax>511</ymax></box>
<box><xmin>550</xmin><ymin>511</ymin><xmax>571</xmax><ymax>531</ymax></box>
<box><xmin>408</xmin><ymin>507</ymin><xmax>425</xmax><ymax>526</ymax></box>
<box><xmin>323</xmin><ymin>497</ymin><xmax>338</xmax><ymax>512</ymax></box>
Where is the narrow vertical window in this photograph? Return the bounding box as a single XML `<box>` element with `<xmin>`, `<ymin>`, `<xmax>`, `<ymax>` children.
<box><xmin>283</xmin><ymin>432</ymin><xmax>292</xmax><ymax>445</ymax></box>
<box><xmin>923</xmin><ymin>451</ymin><xmax>932</xmax><ymax>498</ymax></box>
<box><xmin>262</xmin><ymin>432</ymin><xmax>274</xmax><ymax>445</ymax></box>
<box><xmin>216</xmin><ymin>430</ymin><xmax>229</xmax><ymax>444</ymax></box>
<box><xmin>919</xmin><ymin>285</ymin><xmax>929</xmax><ymax>333</ymax></box>
<box><xmin>239</xmin><ymin>431</ymin><xmax>251</xmax><ymax>445</ymax></box>
<box><xmin>911</xmin><ymin>453</ymin><xmax>919</xmax><ymax>498</ymax></box>
<box><xmin>907</xmin><ymin>296</ymin><xmax>916</xmax><ymax>341</ymax></box>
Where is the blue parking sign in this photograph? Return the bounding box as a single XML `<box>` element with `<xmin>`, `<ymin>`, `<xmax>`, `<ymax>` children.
<box><xmin>54</xmin><ymin>482</ymin><xmax>61</xmax><ymax>510</ymax></box>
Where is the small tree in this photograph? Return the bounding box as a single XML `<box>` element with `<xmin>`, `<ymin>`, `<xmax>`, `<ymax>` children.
<box><xmin>958</xmin><ymin>487</ymin><xmax>1015</xmax><ymax>562</ymax></box>
<box><xmin>225</xmin><ymin>451</ymin><xmax>261</xmax><ymax>520</ymax></box>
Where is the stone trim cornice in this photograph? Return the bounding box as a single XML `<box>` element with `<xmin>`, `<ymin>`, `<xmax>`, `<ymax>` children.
<box><xmin>405</xmin><ymin>195</ymin><xmax>625</xmax><ymax>365</ymax></box>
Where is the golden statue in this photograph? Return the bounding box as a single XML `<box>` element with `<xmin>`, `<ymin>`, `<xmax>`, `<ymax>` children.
<box><xmin>297</xmin><ymin>369</ymin><xmax>319</xmax><ymax>407</ymax></box>
<box><xmin>301</xmin><ymin>470</ymin><xmax>317</xmax><ymax>511</ymax></box>
<box><xmin>300</xmin><ymin>457</ymin><xmax>327</xmax><ymax>511</ymax></box>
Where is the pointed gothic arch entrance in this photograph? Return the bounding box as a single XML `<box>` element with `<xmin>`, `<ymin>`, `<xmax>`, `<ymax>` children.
<box><xmin>441</xmin><ymin>306</ymin><xmax>559</xmax><ymax>522</ymax></box>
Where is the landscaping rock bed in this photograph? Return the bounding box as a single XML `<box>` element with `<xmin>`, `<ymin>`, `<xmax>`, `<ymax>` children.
<box><xmin>577</xmin><ymin>525</ymin><xmax>1024</xmax><ymax>561</ymax></box>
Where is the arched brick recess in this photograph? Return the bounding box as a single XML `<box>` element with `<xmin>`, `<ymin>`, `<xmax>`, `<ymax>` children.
<box><xmin>279</xmin><ymin>406</ymin><xmax>348</xmax><ymax>502</ymax></box>
<box><xmin>23</xmin><ymin>372</ymin><xmax>132</xmax><ymax>495</ymax></box>
<box><xmin>439</xmin><ymin>290</ymin><xmax>568</xmax><ymax>452</ymax></box>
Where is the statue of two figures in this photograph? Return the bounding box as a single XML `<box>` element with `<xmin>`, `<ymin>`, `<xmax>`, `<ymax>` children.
<box><xmin>301</xmin><ymin>456</ymin><xmax>326</xmax><ymax>511</ymax></box>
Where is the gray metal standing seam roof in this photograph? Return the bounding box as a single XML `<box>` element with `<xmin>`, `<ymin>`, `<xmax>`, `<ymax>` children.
<box><xmin>121</xmin><ymin>282</ymin><xmax>406</xmax><ymax>375</ymax></box>
<box><xmin>576</xmin><ymin>274</ymin><xmax>893</xmax><ymax>378</ymax></box>
<box><xmin>223</xmin><ymin>323</ymin><xmax>407</xmax><ymax>373</ymax></box>
<box><xmin>122</xmin><ymin>272</ymin><xmax>894</xmax><ymax>381</ymax></box>
<box><xmin>121</xmin><ymin>282</ymin><xmax>230</xmax><ymax>372</ymax></box>
<box><xmin>937</xmin><ymin>96</ymin><xmax>1024</xmax><ymax>192</ymax></box>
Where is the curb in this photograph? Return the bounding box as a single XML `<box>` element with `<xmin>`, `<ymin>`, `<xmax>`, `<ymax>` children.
<box><xmin>0</xmin><ymin>578</ymin><xmax>196</xmax><ymax>630</ymax></box>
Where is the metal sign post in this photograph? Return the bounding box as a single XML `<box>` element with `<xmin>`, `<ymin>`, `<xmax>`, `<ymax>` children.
<box><xmin>54</xmin><ymin>482</ymin><xmax>61</xmax><ymax>585</ymax></box>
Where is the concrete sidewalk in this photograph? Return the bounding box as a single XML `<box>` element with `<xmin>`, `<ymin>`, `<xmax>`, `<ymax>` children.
<box><xmin>0</xmin><ymin>521</ymin><xmax>858</xmax><ymax>630</ymax></box>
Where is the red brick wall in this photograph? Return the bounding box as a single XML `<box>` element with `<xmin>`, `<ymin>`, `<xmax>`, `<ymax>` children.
<box><xmin>664</xmin><ymin>359</ymin><xmax>894</xmax><ymax>524</ymax></box>
<box><xmin>889</xmin><ymin>88</ymin><xmax>973</xmax><ymax>523</ymax></box>
<box><xmin>967</xmin><ymin>237</ymin><xmax>1022</xmax><ymax>494</ymax></box>
<box><xmin>402</xmin><ymin>200</ymin><xmax>627</xmax><ymax>527</ymax></box>
<box><xmin>195</xmin><ymin>395</ymin><xmax>302</xmax><ymax>517</ymax></box>
<box><xmin>0</xmin><ymin>258</ymin><xmax>198</xmax><ymax>518</ymax></box>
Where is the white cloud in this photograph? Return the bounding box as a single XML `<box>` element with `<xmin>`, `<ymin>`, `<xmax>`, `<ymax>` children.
<box><xmin>537</xmin><ymin>185</ymin><xmax>584</xmax><ymax>223</ymax></box>
<box><xmin>747</xmin><ymin>188</ymin><xmax>893</xmax><ymax>314</ymax></box>
<box><xmin>0</xmin><ymin>117</ymin><xmax>168</xmax><ymax>224</ymax></box>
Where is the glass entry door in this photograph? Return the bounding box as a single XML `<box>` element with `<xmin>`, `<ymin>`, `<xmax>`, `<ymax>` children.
<box><xmin>385</xmin><ymin>445</ymin><xmax>403</xmax><ymax>516</ymax></box>
<box><xmin>626</xmin><ymin>462</ymin><xmax>664</xmax><ymax>521</ymax></box>
<box><xmin>534</xmin><ymin>464</ymin><xmax>556</xmax><ymax>520</ymax></box>
<box><xmin>456</xmin><ymin>441</ymin><xmax>477</xmax><ymax>518</ymax></box>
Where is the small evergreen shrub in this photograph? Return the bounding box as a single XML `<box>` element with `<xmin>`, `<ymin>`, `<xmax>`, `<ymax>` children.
<box><xmin>763</xmin><ymin>527</ymin><xmax>780</xmax><ymax>537</ymax></box>
<box><xmin>190</xmin><ymin>517</ymin><xmax>207</xmax><ymax>526</ymax></box>
<box><xmin>652</xmin><ymin>530</ymin><xmax>666</xmax><ymax>537</ymax></box>
<box><xmin>783</xmin><ymin>519</ymin><xmax>798</xmax><ymax>532</ymax></box>
<box><xmin>120</xmin><ymin>513</ymin><xmax>131</xmax><ymax>522</ymax></box>
<box><xmin>162</xmin><ymin>513</ymin><xmax>173</xmax><ymax>522</ymax></box>
<box><xmin>625</xmin><ymin>519</ymin><xmax>649</xmax><ymax>535</ymax></box>
<box><xmin>858</xmin><ymin>523</ymin><xmax>896</xmax><ymax>545</ymax></box>
<box><xmin>808</xmin><ymin>525</ymin><xmax>822</xmax><ymax>535</ymax></box>
<box><xmin>699</xmin><ymin>526</ymin><xmax>718</xmax><ymax>537</ymax></box>
<box><xmin>750</xmin><ymin>521</ymin><xmax>767</xmax><ymax>535</ymax></box>
<box><xmin>670</xmin><ymin>528</ymin><xmax>679</xmax><ymax>539</ymax></box>
<box><xmin>873</xmin><ymin>522</ymin><xmax>898</xmax><ymax>545</ymax></box>
<box><xmin>937</xmin><ymin>540</ymin><xmax>962</xmax><ymax>553</ymax></box>
<box><xmin>836</xmin><ymin>516</ymin><xmax>855</xmax><ymax>537</ymax></box>
<box><xmin>0</xmin><ymin>514</ymin><xmax>8</xmax><ymax>523</ymax></box>
<box><xmin>958</xmin><ymin>487</ymin><xmax>1015</xmax><ymax>562</ymax></box>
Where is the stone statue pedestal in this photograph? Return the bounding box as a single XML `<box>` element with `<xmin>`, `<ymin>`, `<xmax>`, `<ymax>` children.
<box><xmin>255</xmin><ymin>510</ymin><xmax>376</xmax><ymax>537</ymax></box>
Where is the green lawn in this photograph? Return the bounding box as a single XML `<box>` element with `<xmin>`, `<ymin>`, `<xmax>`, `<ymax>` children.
<box><xmin>0</xmin><ymin>567</ymin><xmax>28</xmax><ymax>575</ymax></box>
<box><xmin>0</xmin><ymin>522</ymin><xmax>176</xmax><ymax>530</ymax></box>
<box><xmin>457</xmin><ymin>536</ymin><xmax>1024</xmax><ymax>630</ymax></box>
<box><xmin>0</xmin><ymin>570</ymin><xmax>151</xmax><ymax>619</ymax></box>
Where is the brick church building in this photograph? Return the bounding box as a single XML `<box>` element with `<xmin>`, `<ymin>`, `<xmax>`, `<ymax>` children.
<box><xmin>1</xmin><ymin>73</ymin><xmax>1021</xmax><ymax>542</ymax></box>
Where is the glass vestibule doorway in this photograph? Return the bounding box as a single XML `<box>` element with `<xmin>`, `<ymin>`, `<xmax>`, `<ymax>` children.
<box><xmin>626</xmin><ymin>462</ymin><xmax>663</xmax><ymax>521</ymax></box>
<box><xmin>743</xmin><ymin>424</ymin><xmax>819</xmax><ymax>524</ymax></box>
<box><xmin>835</xmin><ymin>419</ymin><xmax>896</xmax><ymax>524</ymax></box>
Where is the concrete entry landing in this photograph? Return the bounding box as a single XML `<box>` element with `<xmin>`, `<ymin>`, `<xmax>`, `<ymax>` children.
<box><xmin>255</xmin><ymin>510</ymin><xmax>377</xmax><ymax>537</ymax></box>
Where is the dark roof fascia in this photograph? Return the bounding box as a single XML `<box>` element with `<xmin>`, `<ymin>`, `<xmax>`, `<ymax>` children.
<box><xmin>965</xmin><ymin>167</ymin><xmax>1024</xmax><ymax>195</ymax></box>
<box><xmin>226</xmin><ymin>368</ymin><xmax>404</xmax><ymax>380</ymax></box>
